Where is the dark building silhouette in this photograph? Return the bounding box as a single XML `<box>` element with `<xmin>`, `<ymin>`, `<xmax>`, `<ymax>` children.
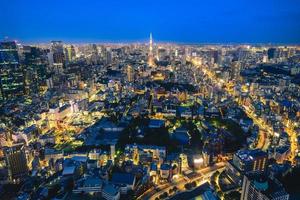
<box><xmin>0</xmin><ymin>41</ymin><xmax>25</xmax><ymax>99</ymax></box>
<box><xmin>4</xmin><ymin>144</ymin><xmax>28</xmax><ymax>181</ymax></box>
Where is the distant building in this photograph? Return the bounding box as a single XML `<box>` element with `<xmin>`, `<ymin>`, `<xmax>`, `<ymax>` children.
<box><xmin>0</xmin><ymin>41</ymin><xmax>24</xmax><ymax>99</ymax></box>
<box><xmin>51</xmin><ymin>41</ymin><xmax>65</xmax><ymax>64</ymax></box>
<box><xmin>51</xmin><ymin>41</ymin><xmax>65</xmax><ymax>73</ymax></box>
<box><xmin>126</xmin><ymin>65</ymin><xmax>134</xmax><ymax>82</ymax></box>
<box><xmin>23</xmin><ymin>46</ymin><xmax>48</xmax><ymax>94</ymax></box>
<box><xmin>267</xmin><ymin>48</ymin><xmax>277</xmax><ymax>60</ymax></box>
<box><xmin>64</xmin><ymin>45</ymin><xmax>76</xmax><ymax>63</ymax></box>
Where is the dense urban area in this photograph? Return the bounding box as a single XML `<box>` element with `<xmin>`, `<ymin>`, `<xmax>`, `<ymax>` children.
<box><xmin>0</xmin><ymin>34</ymin><xmax>300</xmax><ymax>200</ymax></box>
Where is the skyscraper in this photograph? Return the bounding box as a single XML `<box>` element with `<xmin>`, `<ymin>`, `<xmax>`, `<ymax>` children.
<box><xmin>0</xmin><ymin>41</ymin><xmax>25</xmax><ymax>99</ymax></box>
<box><xmin>4</xmin><ymin>143</ymin><xmax>28</xmax><ymax>181</ymax></box>
<box><xmin>233</xmin><ymin>149</ymin><xmax>268</xmax><ymax>173</ymax></box>
<box><xmin>226</xmin><ymin>149</ymin><xmax>268</xmax><ymax>186</ymax></box>
<box><xmin>241</xmin><ymin>173</ymin><xmax>289</xmax><ymax>200</ymax></box>
<box><xmin>267</xmin><ymin>48</ymin><xmax>277</xmax><ymax>60</ymax></box>
<box><xmin>51</xmin><ymin>41</ymin><xmax>65</xmax><ymax>64</ymax></box>
<box><xmin>51</xmin><ymin>41</ymin><xmax>65</xmax><ymax>73</ymax></box>
<box><xmin>24</xmin><ymin>46</ymin><xmax>48</xmax><ymax>94</ymax></box>
<box><xmin>64</xmin><ymin>45</ymin><xmax>76</xmax><ymax>63</ymax></box>
<box><xmin>127</xmin><ymin>65</ymin><xmax>134</xmax><ymax>82</ymax></box>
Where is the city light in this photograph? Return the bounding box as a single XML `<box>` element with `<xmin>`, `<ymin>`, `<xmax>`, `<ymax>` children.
<box><xmin>0</xmin><ymin>2</ymin><xmax>299</xmax><ymax>199</ymax></box>
<box><xmin>194</xmin><ymin>158</ymin><xmax>204</xmax><ymax>164</ymax></box>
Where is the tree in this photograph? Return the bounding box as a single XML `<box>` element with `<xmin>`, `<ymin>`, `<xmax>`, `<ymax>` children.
<box><xmin>48</xmin><ymin>184</ymin><xmax>60</xmax><ymax>198</ymax></box>
<box><xmin>217</xmin><ymin>191</ymin><xmax>223</xmax><ymax>197</ymax></box>
<box><xmin>191</xmin><ymin>181</ymin><xmax>197</xmax><ymax>188</ymax></box>
<box><xmin>163</xmin><ymin>192</ymin><xmax>168</xmax><ymax>197</ymax></box>
<box><xmin>173</xmin><ymin>186</ymin><xmax>178</xmax><ymax>191</ymax></box>
<box><xmin>224</xmin><ymin>191</ymin><xmax>241</xmax><ymax>200</ymax></box>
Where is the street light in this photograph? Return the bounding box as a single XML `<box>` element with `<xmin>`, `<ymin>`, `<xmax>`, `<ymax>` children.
<box><xmin>194</xmin><ymin>158</ymin><xmax>204</xmax><ymax>164</ymax></box>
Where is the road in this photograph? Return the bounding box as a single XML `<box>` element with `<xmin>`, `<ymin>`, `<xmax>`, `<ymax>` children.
<box><xmin>150</xmin><ymin>162</ymin><xmax>225</xmax><ymax>200</ymax></box>
<box><xmin>190</xmin><ymin>57</ymin><xmax>298</xmax><ymax>163</ymax></box>
<box><xmin>138</xmin><ymin>162</ymin><xmax>225</xmax><ymax>200</ymax></box>
<box><xmin>190</xmin><ymin>58</ymin><xmax>272</xmax><ymax>150</ymax></box>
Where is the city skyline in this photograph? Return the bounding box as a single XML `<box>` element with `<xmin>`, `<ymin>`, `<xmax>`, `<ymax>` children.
<box><xmin>1</xmin><ymin>1</ymin><xmax>300</xmax><ymax>200</ymax></box>
<box><xmin>1</xmin><ymin>0</ymin><xmax>300</xmax><ymax>44</ymax></box>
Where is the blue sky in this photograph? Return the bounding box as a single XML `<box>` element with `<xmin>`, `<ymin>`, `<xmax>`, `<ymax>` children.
<box><xmin>0</xmin><ymin>0</ymin><xmax>300</xmax><ymax>43</ymax></box>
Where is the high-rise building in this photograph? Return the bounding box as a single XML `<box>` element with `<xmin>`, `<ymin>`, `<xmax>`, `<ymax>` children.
<box><xmin>0</xmin><ymin>41</ymin><xmax>25</xmax><ymax>99</ymax></box>
<box><xmin>157</xmin><ymin>48</ymin><xmax>167</xmax><ymax>61</ymax></box>
<box><xmin>105</xmin><ymin>48</ymin><xmax>112</xmax><ymax>65</ymax></box>
<box><xmin>226</xmin><ymin>149</ymin><xmax>268</xmax><ymax>186</ymax></box>
<box><xmin>267</xmin><ymin>48</ymin><xmax>277</xmax><ymax>60</ymax></box>
<box><xmin>233</xmin><ymin>149</ymin><xmax>268</xmax><ymax>172</ymax></box>
<box><xmin>64</xmin><ymin>45</ymin><xmax>76</xmax><ymax>63</ymax></box>
<box><xmin>51</xmin><ymin>41</ymin><xmax>65</xmax><ymax>64</ymax></box>
<box><xmin>127</xmin><ymin>65</ymin><xmax>134</xmax><ymax>82</ymax></box>
<box><xmin>212</xmin><ymin>50</ymin><xmax>220</xmax><ymax>64</ymax></box>
<box><xmin>241</xmin><ymin>173</ymin><xmax>289</xmax><ymax>200</ymax></box>
<box><xmin>4</xmin><ymin>143</ymin><xmax>28</xmax><ymax>181</ymax></box>
<box><xmin>231</xmin><ymin>61</ymin><xmax>241</xmax><ymax>80</ymax></box>
<box><xmin>24</xmin><ymin>46</ymin><xmax>48</xmax><ymax>94</ymax></box>
<box><xmin>51</xmin><ymin>41</ymin><xmax>65</xmax><ymax>73</ymax></box>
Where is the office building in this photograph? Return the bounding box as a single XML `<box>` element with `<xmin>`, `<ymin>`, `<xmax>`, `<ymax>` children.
<box><xmin>51</xmin><ymin>41</ymin><xmax>65</xmax><ymax>64</ymax></box>
<box><xmin>226</xmin><ymin>149</ymin><xmax>268</xmax><ymax>186</ymax></box>
<box><xmin>0</xmin><ymin>41</ymin><xmax>25</xmax><ymax>99</ymax></box>
<box><xmin>126</xmin><ymin>65</ymin><xmax>134</xmax><ymax>82</ymax></box>
<box><xmin>241</xmin><ymin>173</ymin><xmax>289</xmax><ymax>200</ymax></box>
<box><xmin>23</xmin><ymin>46</ymin><xmax>48</xmax><ymax>94</ymax></box>
<box><xmin>64</xmin><ymin>45</ymin><xmax>76</xmax><ymax>63</ymax></box>
<box><xmin>267</xmin><ymin>48</ymin><xmax>277</xmax><ymax>60</ymax></box>
<box><xmin>233</xmin><ymin>149</ymin><xmax>268</xmax><ymax>172</ymax></box>
<box><xmin>51</xmin><ymin>41</ymin><xmax>65</xmax><ymax>73</ymax></box>
<box><xmin>4</xmin><ymin>143</ymin><xmax>28</xmax><ymax>181</ymax></box>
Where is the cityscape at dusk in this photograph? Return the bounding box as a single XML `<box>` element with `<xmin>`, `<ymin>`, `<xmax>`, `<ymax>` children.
<box><xmin>0</xmin><ymin>1</ymin><xmax>300</xmax><ymax>200</ymax></box>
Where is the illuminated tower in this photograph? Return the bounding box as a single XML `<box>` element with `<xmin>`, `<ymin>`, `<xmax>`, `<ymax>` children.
<box><xmin>148</xmin><ymin>33</ymin><xmax>155</xmax><ymax>67</ymax></box>
<box><xmin>149</xmin><ymin>33</ymin><xmax>153</xmax><ymax>55</ymax></box>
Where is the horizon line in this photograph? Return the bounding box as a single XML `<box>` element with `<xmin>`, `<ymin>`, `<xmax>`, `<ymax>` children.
<box><xmin>2</xmin><ymin>37</ymin><xmax>300</xmax><ymax>46</ymax></box>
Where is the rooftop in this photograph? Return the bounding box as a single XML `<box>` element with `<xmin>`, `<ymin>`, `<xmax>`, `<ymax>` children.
<box><xmin>246</xmin><ymin>173</ymin><xmax>289</xmax><ymax>199</ymax></box>
<box><xmin>236</xmin><ymin>149</ymin><xmax>267</xmax><ymax>162</ymax></box>
<box><xmin>111</xmin><ymin>172</ymin><xmax>135</xmax><ymax>186</ymax></box>
<box><xmin>102</xmin><ymin>183</ymin><xmax>119</xmax><ymax>196</ymax></box>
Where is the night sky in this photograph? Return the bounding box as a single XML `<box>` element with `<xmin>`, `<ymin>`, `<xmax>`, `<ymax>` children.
<box><xmin>1</xmin><ymin>0</ymin><xmax>300</xmax><ymax>43</ymax></box>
